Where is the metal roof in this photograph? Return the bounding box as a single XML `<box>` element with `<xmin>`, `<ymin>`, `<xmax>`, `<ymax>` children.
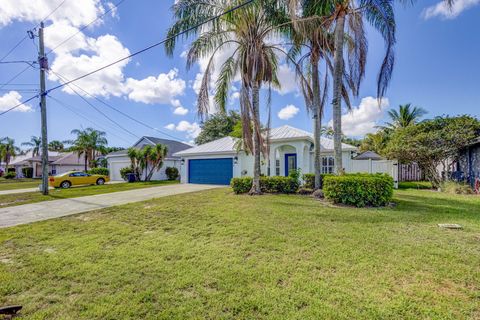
<box><xmin>174</xmin><ymin>125</ymin><xmax>357</xmax><ymax>156</ymax></box>
<box><xmin>105</xmin><ymin>137</ymin><xmax>191</xmax><ymax>159</ymax></box>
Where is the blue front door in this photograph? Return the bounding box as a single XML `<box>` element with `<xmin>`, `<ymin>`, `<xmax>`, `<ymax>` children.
<box><xmin>285</xmin><ymin>153</ymin><xmax>297</xmax><ymax>176</ymax></box>
<box><xmin>188</xmin><ymin>158</ymin><xmax>233</xmax><ymax>185</ymax></box>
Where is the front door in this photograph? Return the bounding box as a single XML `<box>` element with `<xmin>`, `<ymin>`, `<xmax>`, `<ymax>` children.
<box><xmin>285</xmin><ymin>153</ymin><xmax>297</xmax><ymax>176</ymax></box>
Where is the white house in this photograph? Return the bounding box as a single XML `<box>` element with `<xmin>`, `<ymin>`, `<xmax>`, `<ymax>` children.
<box><xmin>174</xmin><ymin>125</ymin><xmax>398</xmax><ymax>186</ymax></box>
<box><xmin>105</xmin><ymin>136</ymin><xmax>192</xmax><ymax>181</ymax></box>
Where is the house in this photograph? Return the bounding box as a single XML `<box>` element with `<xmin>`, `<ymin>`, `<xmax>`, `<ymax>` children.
<box><xmin>456</xmin><ymin>137</ymin><xmax>480</xmax><ymax>187</ymax></box>
<box><xmin>174</xmin><ymin>125</ymin><xmax>399</xmax><ymax>186</ymax></box>
<box><xmin>105</xmin><ymin>136</ymin><xmax>192</xmax><ymax>181</ymax></box>
<box><xmin>11</xmin><ymin>151</ymin><xmax>89</xmax><ymax>178</ymax></box>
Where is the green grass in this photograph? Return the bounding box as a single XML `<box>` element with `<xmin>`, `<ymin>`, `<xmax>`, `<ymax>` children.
<box><xmin>0</xmin><ymin>180</ymin><xmax>178</xmax><ymax>208</ymax></box>
<box><xmin>398</xmin><ymin>181</ymin><xmax>433</xmax><ymax>190</ymax></box>
<box><xmin>0</xmin><ymin>188</ymin><xmax>479</xmax><ymax>319</ymax></box>
<box><xmin>0</xmin><ymin>178</ymin><xmax>40</xmax><ymax>191</ymax></box>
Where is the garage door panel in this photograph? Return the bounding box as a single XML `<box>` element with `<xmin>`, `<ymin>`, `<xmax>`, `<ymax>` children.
<box><xmin>188</xmin><ymin>158</ymin><xmax>233</xmax><ymax>185</ymax></box>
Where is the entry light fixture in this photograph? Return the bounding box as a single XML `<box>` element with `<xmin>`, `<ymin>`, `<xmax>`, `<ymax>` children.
<box><xmin>234</xmin><ymin>156</ymin><xmax>238</xmax><ymax>165</ymax></box>
<box><xmin>181</xmin><ymin>159</ymin><xmax>185</xmax><ymax>165</ymax></box>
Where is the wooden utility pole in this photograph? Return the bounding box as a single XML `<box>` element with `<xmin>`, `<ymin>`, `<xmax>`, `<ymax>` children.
<box><xmin>39</xmin><ymin>22</ymin><xmax>49</xmax><ymax>195</ymax></box>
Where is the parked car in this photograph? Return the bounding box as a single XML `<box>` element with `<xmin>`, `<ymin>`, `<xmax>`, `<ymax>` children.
<box><xmin>49</xmin><ymin>171</ymin><xmax>110</xmax><ymax>189</ymax></box>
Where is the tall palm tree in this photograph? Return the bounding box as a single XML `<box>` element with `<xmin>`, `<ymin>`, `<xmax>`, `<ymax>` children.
<box><xmin>0</xmin><ymin>137</ymin><xmax>20</xmax><ymax>169</ymax></box>
<box><xmin>166</xmin><ymin>0</ymin><xmax>288</xmax><ymax>194</ymax></box>
<box><xmin>141</xmin><ymin>144</ymin><xmax>168</xmax><ymax>181</ymax></box>
<box><xmin>69</xmin><ymin>128</ymin><xmax>108</xmax><ymax>171</ymax></box>
<box><xmin>382</xmin><ymin>103</ymin><xmax>427</xmax><ymax>131</ymax></box>
<box><xmin>21</xmin><ymin>136</ymin><xmax>42</xmax><ymax>157</ymax></box>
<box><xmin>48</xmin><ymin>140</ymin><xmax>65</xmax><ymax>152</ymax></box>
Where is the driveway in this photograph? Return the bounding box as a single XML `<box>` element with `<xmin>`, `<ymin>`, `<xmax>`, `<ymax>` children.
<box><xmin>0</xmin><ymin>184</ymin><xmax>221</xmax><ymax>228</ymax></box>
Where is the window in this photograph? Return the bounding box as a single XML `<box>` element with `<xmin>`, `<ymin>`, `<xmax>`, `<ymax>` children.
<box><xmin>275</xmin><ymin>159</ymin><xmax>280</xmax><ymax>176</ymax></box>
<box><xmin>321</xmin><ymin>157</ymin><xmax>334</xmax><ymax>174</ymax></box>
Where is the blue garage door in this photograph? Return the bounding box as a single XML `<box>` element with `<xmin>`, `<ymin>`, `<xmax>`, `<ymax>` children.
<box><xmin>189</xmin><ymin>158</ymin><xmax>233</xmax><ymax>185</ymax></box>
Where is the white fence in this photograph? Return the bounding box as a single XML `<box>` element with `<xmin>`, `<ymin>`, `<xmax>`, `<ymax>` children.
<box><xmin>347</xmin><ymin>159</ymin><xmax>399</xmax><ymax>188</ymax></box>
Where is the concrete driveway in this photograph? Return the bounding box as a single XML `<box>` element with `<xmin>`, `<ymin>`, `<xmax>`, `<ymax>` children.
<box><xmin>0</xmin><ymin>184</ymin><xmax>221</xmax><ymax>228</ymax></box>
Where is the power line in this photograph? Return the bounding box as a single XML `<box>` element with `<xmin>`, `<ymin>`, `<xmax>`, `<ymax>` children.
<box><xmin>0</xmin><ymin>94</ymin><xmax>38</xmax><ymax>116</ymax></box>
<box><xmin>49</xmin><ymin>95</ymin><xmax>135</xmax><ymax>144</ymax></box>
<box><xmin>0</xmin><ymin>0</ymin><xmax>255</xmax><ymax>116</ymax></box>
<box><xmin>46</xmin><ymin>0</ymin><xmax>127</xmax><ymax>56</ymax></box>
<box><xmin>0</xmin><ymin>65</ymin><xmax>34</xmax><ymax>91</ymax></box>
<box><xmin>50</xmin><ymin>70</ymin><xmax>185</xmax><ymax>141</ymax></box>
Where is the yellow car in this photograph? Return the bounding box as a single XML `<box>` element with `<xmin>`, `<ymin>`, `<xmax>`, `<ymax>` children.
<box><xmin>49</xmin><ymin>171</ymin><xmax>110</xmax><ymax>189</ymax></box>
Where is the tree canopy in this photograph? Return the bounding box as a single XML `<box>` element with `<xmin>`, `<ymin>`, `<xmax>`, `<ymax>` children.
<box><xmin>194</xmin><ymin>111</ymin><xmax>241</xmax><ymax>145</ymax></box>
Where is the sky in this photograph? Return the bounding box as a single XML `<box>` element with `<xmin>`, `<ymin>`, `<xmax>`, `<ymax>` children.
<box><xmin>0</xmin><ymin>0</ymin><xmax>479</xmax><ymax>148</ymax></box>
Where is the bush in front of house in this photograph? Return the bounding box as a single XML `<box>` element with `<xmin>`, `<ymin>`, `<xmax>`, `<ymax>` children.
<box><xmin>87</xmin><ymin>167</ymin><xmax>109</xmax><ymax>176</ymax></box>
<box><xmin>323</xmin><ymin>173</ymin><xmax>394</xmax><ymax>207</ymax></box>
<box><xmin>231</xmin><ymin>176</ymin><xmax>300</xmax><ymax>194</ymax></box>
<box><xmin>302</xmin><ymin>173</ymin><xmax>332</xmax><ymax>189</ymax></box>
<box><xmin>165</xmin><ymin>167</ymin><xmax>179</xmax><ymax>180</ymax></box>
<box><xmin>441</xmin><ymin>181</ymin><xmax>473</xmax><ymax>195</ymax></box>
<box><xmin>22</xmin><ymin>167</ymin><xmax>33</xmax><ymax>178</ymax></box>
<box><xmin>120</xmin><ymin>167</ymin><xmax>134</xmax><ymax>181</ymax></box>
<box><xmin>4</xmin><ymin>172</ymin><xmax>16</xmax><ymax>179</ymax></box>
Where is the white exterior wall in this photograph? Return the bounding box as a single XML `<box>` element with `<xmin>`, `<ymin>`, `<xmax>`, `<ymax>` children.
<box><xmin>107</xmin><ymin>156</ymin><xmax>180</xmax><ymax>181</ymax></box>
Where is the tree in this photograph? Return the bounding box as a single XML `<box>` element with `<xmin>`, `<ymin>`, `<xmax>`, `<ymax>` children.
<box><xmin>0</xmin><ymin>137</ymin><xmax>20</xmax><ymax>169</ymax></box>
<box><xmin>48</xmin><ymin>140</ymin><xmax>65</xmax><ymax>152</ymax></box>
<box><xmin>22</xmin><ymin>136</ymin><xmax>42</xmax><ymax>157</ymax></box>
<box><xmin>127</xmin><ymin>147</ymin><xmax>141</xmax><ymax>180</ymax></box>
<box><xmin>141</xmin><ymin>144</ymin><xmax>168</xmax><ymax>181</ymax></box>
<box><xmin>360</xmin><ymin>131</ymin><xmax>390</xmax><ymax>155</ymax></box>
<box><xmin>69</xmin><ymin>128</ymin><xmax>108</xmax><ymax>171</ymax></box>
<box><xmin>380</xmin><ymin>103</ymin><xmax>427</xmax><ymax>131</ymax></box>
<box><xmin>386</xmin><ymin>115</ymin><xmax>480</xmax><ymax>188</ymax></box>
<box><xmin>195</xmin><ymin>111</ymin><xmax>241</xmax><ymax>145</ymax></box>
<box><xmin>166</xmin><ymin>0</ymin><xmax>288</xmax><ymax>194</ymax></box>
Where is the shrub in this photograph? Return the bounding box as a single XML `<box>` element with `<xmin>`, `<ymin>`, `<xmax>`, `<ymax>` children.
<box><xmin>231</xmin><ymin>176</ymin><xmax>299</xmax><ymax>194</ymax></box>
<box><xmin>441</xmin><ymin>181</ymin><xmax>473</xmax><ymax>195</ymax></box>
<box><xmin>302</xmin><ymin>173</ymin><xmax>331</xmax><ymax>189</ymax></box>
<box><xmin>165</xmin><ymin>167</ymin><xmax>179</xmax><ymax>180</ymax></box>
<box><xmin>297</xmin><ymin>187</ymin><xmax>313</xmax><ymax>195</ymax></box>
<box><xmin>87</xmin><ymin>167</ymin><xmax>109</xmax><ymax>176</ymax></box>
<box><xmin>22</xmin><ymin>167</ymin><xmax>33</xmax><ymax>178</ymax></box>
<box><xmin>323</xmin><ymin>173</ymin><xmax>394</xmax><ymax>207</ymax></box>
<box><xmin>4</xmin><ymin>171</ymin><xmax>16</xmax><ymax>179</ymax></box>
<box><xmin>312</xmin><ymin>189</ymin><xmax>324</xmax><ymax>199</ymax></box>
<box><xmin>120</xmin><ymin>167</ymin><xmax>134</xmax><ymax>181</ymax></box>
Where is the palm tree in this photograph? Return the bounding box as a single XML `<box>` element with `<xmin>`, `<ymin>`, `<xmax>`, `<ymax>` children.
<box><xmin>69</xmin><ymin>128</ymin><xmax>108</xmax><ymax>171</ymax></box>
<box><xmin>141</xmin><ymin>144</ymin><xmax>168</xmax><ymax>181</ymax></box>
<box><xmin>21</xmin><ymin>136</ymin><xmax>42</xmax><ymax>157</ymax></box>
<box><xmin>127</xmin><ymin>147</ymin><xmax>141</xmax><ymax>180</ymax></box>
<box><xmin>166</xmin><ymin>0</ymin><xmax>288</xmax><ymax>194</ymax></box>
<box><xmin>381</xmin><ymin>103</ymin><xmax>427</xmax><ymax>131</ymax></box>
<box><xmin>0</xmin><ymin>137</ymin><xmax>20</xmax><ymax>169</ymax></box>
<box><xmin>48</xmin><ymin>140</ymin><xmax>65</xmax><ymax>152</ymax></box>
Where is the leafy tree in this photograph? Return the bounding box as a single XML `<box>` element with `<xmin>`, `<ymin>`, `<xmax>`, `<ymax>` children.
<box><xmin>68</xmin><ymin>128</ymin><xmax>108</xmax><ymax>171</ymax></box>
<box><xmin>0</xmin><ymin>137</ymin><xmax>20</xmax><ymax>169</ymax></box>
<box><xmin>127</xmin><ymin>147</ymin><xmax>141</xmax><ymax>180</ymax></box>
<box><xmin>380</xmin><ymin>103</ymin><xmax>427</xmax><ymax>131</ymax></box>
<box><xmin>360</xmin><ymin>131</ymin><xmax>390</xmax><ymax>155</ymax></box>
<box><xmin>140</xmin><ymin>144</ymin><xmax>168</xmax><ymax>181</ymax></box>
<box><xmin>167</xmin><ymin>0</ymin><xmax>289</xmax><ymax>194</ymax></box>
<box><xmin>386</xmin><ymin>115</ymin><xmax>480</xmax><ymax>188</ymax></box>
<box><xmin>48</xmin><ymin>140</ymin><xmax>65</xmax><ymax>152</ymax></box>
<box><xmin>22</xmin><ymin>136</ymin><xmax>42</xmax><ymax>157</ymax></box>
<box><xmin>195</xmin><ymin>111</ymin><xmax>241</xmax><ymax>145</ymax></box>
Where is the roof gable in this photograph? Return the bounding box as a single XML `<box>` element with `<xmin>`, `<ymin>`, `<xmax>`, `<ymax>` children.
<box><xmin>109</xmin><ymin>136</ymin><xmax>192</xmax><ymax>159</ymax></box>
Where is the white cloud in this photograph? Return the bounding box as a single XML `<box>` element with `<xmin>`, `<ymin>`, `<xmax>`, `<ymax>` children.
<box><xmin>328</xmin><ymin>96</ymin><xmax>389</xmax><ymax>137</ymax></box>
<box><xmin>173</xmin><ymin>106</ymin><xmax>188</xmax><ymax>115</ymax></box>
<box><xmin>175</xmin><ymin>120</ymin><xmax>201</xmax><ymax>138</ymax></box>
<box><xmin>125</xmin><ymin>69</ymin><xmax>186</xmax><ymax>104</ymax></box>
<box><xmin>278</xmin><ymin>104</ymin><xmax>299</xmax><ymax>120</ymax></box>
<box><xmin>423</xmin><ymin>0</ymin><xmax>480</xmax><ymax>19</ymax></box>
<box><xmin>164</xmin><ymin>123</ymin><xmax>175</xmax><ymax>130</ymax></box>
<box><xmin>0</xmin><ymin>91</ymin><xmax>32</xmax><ymax>112</ymax></box>
<box><xmin>274</xmin><ymin>64</ymin><xmax>298</xmax><ymax>95</ymax></box>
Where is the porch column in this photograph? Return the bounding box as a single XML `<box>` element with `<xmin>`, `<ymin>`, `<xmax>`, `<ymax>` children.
<box><xmin>269</xmin><ymin>146</ymin><xmax>276</xmax><ymax>176</ymax></box>
<box><xmin>296</xmin><ymin>145</ymin><xmax>304</xmax><ymax>176</ymax></box>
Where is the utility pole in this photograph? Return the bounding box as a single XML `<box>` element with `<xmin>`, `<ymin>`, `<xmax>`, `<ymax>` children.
<box><xmin>39</xmin><ymin>22</ymin><xmax>49</xmax><ymax>195</ymax></box>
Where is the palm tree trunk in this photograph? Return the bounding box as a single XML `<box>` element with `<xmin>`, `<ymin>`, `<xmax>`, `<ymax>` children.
<box><xmin>84</xmin><ymin>152</ymin><xmax>88</xmax><ymax>171</ymax></box>
<box><xmin>332</xmin><ymin>9</ymin><xmax>346</xmax><ymax>175</ymax></box>
<box><xmin>249</xmin><ymin>81</ymin><xmax>262</xmax><ymax>195</ymax></box>
<box><xmin>311</xmin><ymin>54</ymin><xmax>322</xmax><ymax>190</ymax></box>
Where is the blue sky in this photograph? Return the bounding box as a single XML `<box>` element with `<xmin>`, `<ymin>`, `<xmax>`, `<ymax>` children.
<box><xmin>0</xmin><ymin>0</ymin><xmax>479</xmax><ymax>148</ymax></box>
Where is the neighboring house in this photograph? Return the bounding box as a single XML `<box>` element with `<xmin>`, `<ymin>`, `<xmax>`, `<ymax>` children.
<box><xmin>11</xmin><ymin>151</ymin><xmax>89</xmax><ymax>178</ymax></box>
<box><xmin>174</xmin><ymin>125</ymin><xmax>399</xmax><ymax>186</ymax></box>
<box><xmin>457</xmin><ymin>137</ymin><xmax>480</xmax><ymax>187</ymax></box>
<box><xmin>105</xmin><ymin>136</ymin><xmax>191</xmax><ymax>181</ymax></box>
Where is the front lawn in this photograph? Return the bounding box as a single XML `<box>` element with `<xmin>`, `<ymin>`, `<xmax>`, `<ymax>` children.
<box><xmin>0</xmin><ymin>189</ymin><xmax>479</xmax><ymax>319</ymax></box>
<box><xmin>0</xmin><ymin>178</ymin><xmax>40</xmax><ymax>191</ymax></box>
<box><xmin>0</xmin><ymin>180</ymin><xmax>178</xmax><ymax>208</ymax></box>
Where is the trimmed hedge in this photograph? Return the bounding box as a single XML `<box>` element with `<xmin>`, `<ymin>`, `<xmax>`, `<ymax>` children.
<box><xmin>231</xmin><ymin>176</ymin><xmax>300</xmax><ymax>194</ymax></box>
<box><xmin>120</xmin><ymin>167</ymin><xmax>134</xmax><ymax>181</ymax></box>
<box><xmin>323</xmin><ymin>173</ymin><xmax>394</xmax><ymax>207</ymax></box>
<box><xmin>302</xmin><ymin>173</ymin><xmax>331</xmax><ymax>189</ymax></box>
<box><xmin>4</xmin><ymin>172</ymin><xmax>16</xmax><ymax>179</ymax></box>
<box><xmin>87</xmin><ymin>167</ymin><xmax>109</xmax><ymax>176</ymax></box>
<box><xmin>165</xmin><ymin>167</ymin><xmax>179</xmax><ymax>180</ymax></box>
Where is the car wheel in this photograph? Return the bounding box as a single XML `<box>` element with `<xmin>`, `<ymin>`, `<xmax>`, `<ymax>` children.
<box><xmin>60</xmin><ymin>181</ymin><xmax>71</xmax><ymax>189</ymax></box>
<box><xmin>96</xmin><ymin>178</ymin><xmax>105</xmax><ymax>185</ymax></box>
